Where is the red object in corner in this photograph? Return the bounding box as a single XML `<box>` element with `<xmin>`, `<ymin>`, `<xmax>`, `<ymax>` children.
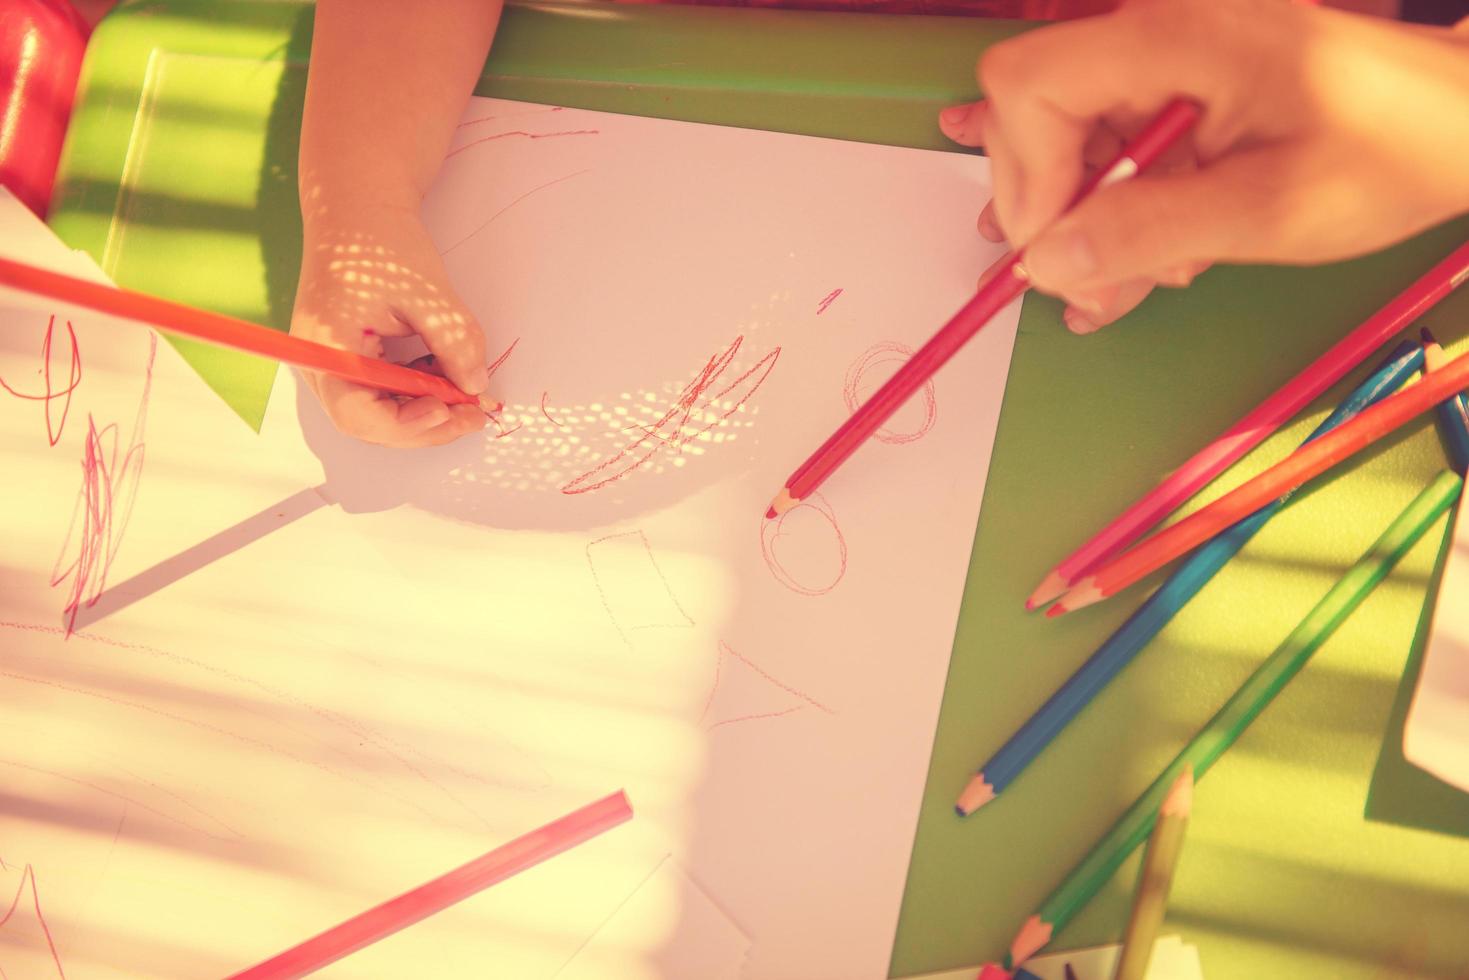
<box><xmin>0</xmin><ymin>0</ymin><xmax>90</xmax><ymax>219</ymax></box>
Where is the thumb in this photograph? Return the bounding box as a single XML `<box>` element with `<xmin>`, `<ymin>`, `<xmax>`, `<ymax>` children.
<box><xmin>403</xmin><ymin>285</ymin><xmax>490</xmax><ymax>397</ymax></box>
<box><xmin>1022</xmin><ymin>147</ymin><xmax>1279</xmax><ymax>295</ymax></box>
<box><xmin>938</xmin><ymin>99</ymin><xmax>988</xmax><ymax>148</ymax></box>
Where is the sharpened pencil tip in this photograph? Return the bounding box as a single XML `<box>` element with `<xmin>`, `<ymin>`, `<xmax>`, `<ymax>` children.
<box><xmin>1026</xmin><ymin>570</ymin><xmax>1068</xmax><ymax>610</ymax></box>
<box><xmin>767</xmin><ymin>487</ymin><xmax>798</xmax><ymax>518</ymax></box>
<box><xmin>1421</xmin><ymin>326</ymin><xmax>1438</xmax><ymax>345</ymax></box>
<box><xmin>1044</xmin><ymin>604</ymin><xmax>1066</xmax><ymax>619</ymax></box>
<box><xmin>764</xmin><ymin>507</ymin><xmax>777</xmax><ymax>520</ymax></box>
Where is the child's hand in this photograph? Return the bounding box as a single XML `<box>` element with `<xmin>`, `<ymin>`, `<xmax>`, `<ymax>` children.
<box><xmin>291</xmin><ymin>201</ymin><xmax>491</xmax><ymax>447</ymax></box>
<box><xmin>940</xmin><ymin>0</ymin><xmax>1469</xmax><ymax>334</ymax></box>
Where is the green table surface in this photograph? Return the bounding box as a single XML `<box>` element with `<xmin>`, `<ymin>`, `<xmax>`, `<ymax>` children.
<box><xmin>50</xmin><ymin>2</ymin><xmax>1469</xmax><ymax>977</ymax></box>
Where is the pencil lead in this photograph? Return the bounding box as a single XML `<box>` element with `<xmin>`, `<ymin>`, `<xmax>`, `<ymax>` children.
<box><xmin>955</xmin><ymin>775</ymin><xmax>996</xmax><ymax>816</ymax></box>
<box><xmin>1421</xmin><ymin>326</ymin><xmax>1438</xmax><ymax>345</ymax></box>
<box><xmin>1044</xmin><ymin>603</ymin><xmax>1067</xmax><ymax>619</ymax></box>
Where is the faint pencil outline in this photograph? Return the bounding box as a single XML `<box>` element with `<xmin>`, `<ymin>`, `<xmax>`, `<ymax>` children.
<box><xmin>758</xmin><ymin>491</ymin><xmax>848</xmax><ymax>597</ymax></box>
<box><xmin>843</xmin><ymin>340</ymin><xmax>937</xmax><ymax>445</ymax></box>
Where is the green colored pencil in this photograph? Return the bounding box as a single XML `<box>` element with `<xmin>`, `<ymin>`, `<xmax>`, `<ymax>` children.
<box><xmin>1004</xmin><ymin>469</ymin><xmax>1464</xmax><ymax>969</ymax></box>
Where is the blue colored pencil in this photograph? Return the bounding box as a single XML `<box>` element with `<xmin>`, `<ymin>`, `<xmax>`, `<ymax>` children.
<box><xmin>956</xmin><ymin>340</ymin><xmax>1425</xmax><ymax>816</ymax></box>
<box><xmin>1421</xmin><ymin>328</ymin><xmax>1469</xmax><ymax>473</ymax></box>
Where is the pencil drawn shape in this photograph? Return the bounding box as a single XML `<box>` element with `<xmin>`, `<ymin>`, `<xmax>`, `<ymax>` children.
<box><xmin>815</xmin><ymin>288</ymin><xmax>843</xmax><ymax>316</ymax></box>
<box><xmin>446</xmin><ymin>128</ymin><xmax>600</xmax><ymax>160</ymax></box>
<box><xmin>759</xmin><ymin>491</ymin><xmax>848</xmax><ymax>597</ymax></box>
<box><xmin>561</xmin><ymin>336</ymin><xmax>779</xmax><ymax>495</ymax></box>
<box><xmin>0</xmin><ymin>864</ymin><xmax>66</xmax><ymax>979</ymax></box>
<box><xmin>842</xmin><ymin>341</ymin><xmax>937</xmax><ymax>445</ymax></box>
<box><xmin>441</xmin><ymin>170</ymin><xmax>591</xmax><ymax>256</ymax></box>
<box><xmin>586</xmin><ymin>531</ymin><xmax>694</xmax><ymax>645</ymax></box>
<box><xmin>0</xmin><ymin>313</ymin><xmax>82</xmax><ymax>446</ymax></box>
<box><xmin>51</xmin><ymin>335</ymin><xmax>155</xmax><ymax>634</ymax></box>
<box><xmin>540</xmin><ymin>392</ymin><xmax>567</xmax><ymax>428</ymax></box>
<box><xmin>700</xmin><ymin>641</ymin><xmax>833</xmax><ymax>732</ymax></box>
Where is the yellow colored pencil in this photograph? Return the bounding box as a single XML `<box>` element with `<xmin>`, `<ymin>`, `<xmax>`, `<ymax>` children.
<box><xmin>1112</xmin><ymin>766</ymin><xmax>1193</xmax><ymax>980</ymax></box>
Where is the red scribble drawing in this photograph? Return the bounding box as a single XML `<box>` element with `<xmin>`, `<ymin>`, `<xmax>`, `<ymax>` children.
<box><xmin>442</xmin><ymin>170</ymin><xmax>591</xmax><ymax>256</ymax></box>
<box><xmin>0</xmin><ymin>864</ymin><xmax>65</xmax><ymax>979</ymax></box>
<box><xmin>843</xmin><ymin>340</ymin><xmax>936</xmax><ymax>445</ymax></box>
<box><xmin>456</xmin><ymin>105</ymin><xmax>565</xmax><ymax>129</ymax></box>
<box><xmin>561</xmin><ymin>336</ymin><xmax>780</xmax><ymax>495</ymax></box>
<box><xmin>815</xmin><ymin>288</ymin><xmax>843</xmax><ymax>316</ymax></box>
<box><xmin>445</xmin><ymin>128</ymin><xmax>599</xmax><ymax>161</ymax></box>
<box><xmin>0</xmin><ymin>314</ymin><xmax>82</xmax><ymax>446</ymax></box>
<box><xmin>759</xmin><ymin>491</ymin><xmax>848</xmax><ymax>597</ymax></box>
<box><xmin>490</xmin><ymin>414</ymin><xmax>524</xmax><ymax>440</ymax></box>
<box><xmin>486</xmin><ymin>337</ymin><xmax>520</xmax><ymax>380</ymax></box>
<box><xmin>586</xmin><ymin>531</ymin><xmax>695</xmax><ymax>646</ymax></box>
<box><xmin>700</xmin><ymin>640</ymin><xmax>833</xmax><ymax>732</ymax></box>
<box><xmin>50</xmin><ymin>335</ymin><xmax>155</xmax><ymax>634</ymax></box>
<box><xmin>540</xmin><ymin>392</ymin><xmax>567</xmax><ymax>428</ymax></box>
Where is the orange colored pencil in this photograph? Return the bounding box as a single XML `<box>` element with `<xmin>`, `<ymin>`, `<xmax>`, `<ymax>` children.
<box><xmin>1051</xmin><ymin>344</ymin><xmax>1469</xmax><ymax>614</ymax></box>
<box><xmin>0</xmin><ymin>255</ymin><xmax>497</xmax><ymax>410</ymax></box>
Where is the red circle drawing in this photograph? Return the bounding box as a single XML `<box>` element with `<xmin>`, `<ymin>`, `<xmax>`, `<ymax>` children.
<box><xmin>842</xmin><ymin>341</ymin><xmax>937</xmax><ymax>445</ymax></box>
<box><xmin>759</xmin><ymin>492</ymin><xmax>848</xmax><ymax>597</ymax></box>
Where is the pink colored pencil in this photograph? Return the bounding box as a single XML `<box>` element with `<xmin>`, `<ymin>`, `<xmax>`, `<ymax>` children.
<box><xmin>1028</xmin><ymin>240</ymin><xmax>1469</xmax><ymax>609</ymax></box>
<box><xmin>765</xmin><ymin>98</ymin><xmax>1205</xmax><ymax>520</ymax></box>
<box><xmin>226</xmin><ymin>791</ymin><xmax>633</xmax><ymax>980</ymax></box>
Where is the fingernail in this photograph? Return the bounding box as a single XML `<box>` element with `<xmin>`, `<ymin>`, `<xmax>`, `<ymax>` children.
<box><xmin>465</xmin><ymin>366</ymin><xmax>490</xmax><ymax>395</ymax></box>
<box><xmin>1064</xmin><ymin>307</ymin><xmax>1101</xmax><ymax>335</ymax></box>
<box><xmin>977</xmin><ymin>207</ymin><xmax>1004</xmax><ymax>242</ymax></box>
<box><xmin>939</xmin><ymin>104</ymin><xmax>972</xmax><ymax>128</ymax></box>
<box><xmin>1159</xmin><ymin>264</ymin><xmax>1195</xmax><ymax>287</ymax></box>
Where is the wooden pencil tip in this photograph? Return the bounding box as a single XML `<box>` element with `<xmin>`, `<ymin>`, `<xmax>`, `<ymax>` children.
<box><xmin>1162</xmin><ymin>765</ymin><xmax>1194</xmax><ymax>818</ymax></box>
<box><xmin>1044</xmin><ymin>603</ymin><xmax>1067</xmax><ymax>619</ymax></box>
<box><xmin>767</xmin><ymin>487</ymin><xmax>798</xmax><ymax>518</ymax></box>
<box><xmin>1057</xmin><ymin>578</ymin><xmax>1103</xmax><ymax>613</ymax></box>
<box><xmin>1026</xmin><ymin>570</ymin><xmax>1068</xmax><ymax>611</ymax></box>
<box><xmin>955</xmin><ymin>775</ymin><xmax>996</xmax><ymax>816</ymax></box>
<box><xmin>1009</xmin><ymin>915</ymin><xmax>1053</xmax><ymax>967</ymax></box>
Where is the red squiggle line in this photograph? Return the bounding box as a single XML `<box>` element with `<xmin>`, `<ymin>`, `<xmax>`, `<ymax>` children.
<box><xmin>759</xmin><ymin>491</ymin><xmax>848</xmax><ymax>597</ymax></box>
<box><xmin>445</xmin><ymin>129</ymin><xmax>599</xmax><ymax>160</ymax></box>
<box><xmin>561</xmin><ymin>336</ymin><xmax>780</xmax><ymax>495</ymax></box>
<box><xmin>50</xmin><ymin>335</ymin><xmax>154</xmax><ymax>634</ymax></box>
<box><xmin>486</xmin><ymin>338</ymin><xmax>520</xmax><ymax>380</ymax></box>
<box><xmin>699</xmin><ymin>640</ymin><xmax>832</xmax><ymax>730</ymax></box>
<box><xmin>441</xmin><ymin>170</ymin><xmax>591</xmax><ymax>256</ymax></box>
<box><xmin>456</xmin><ymin>106</ymin><xmax>565</xmax><ymax>129</ymax></box>
<box><xmin>540</xmin><ymin>392</ymin><xmax>567</xmax><ymax>428</ymax></box>
<box><xmin>816</xmin><ymin>288</ymin><xmax>843</xmax><ymax>316</ymax></box>
<box><xmin>0</xmin><ymin>314</ymin><xmax>82</xmax><ymax>446</ymax></box>
<box><xmin>707</xmin><ymin>705</ymin><xmax>805</xmax><ymax>732</ymax></box>
<box><xmin>842</xmin><ymin>341</ymin><xmax>936</xmax><ymax>445</ymax></box>
<box><xmin>0</xmin><ymin>864</ymin><xmax>65</xmax><ymax>979</ymax></box>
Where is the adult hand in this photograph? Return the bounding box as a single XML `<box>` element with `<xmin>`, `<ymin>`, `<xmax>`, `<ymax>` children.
<box><xmin>940</xmin><ymin>0</ymin><xmax>1469</xmax><ymax>333</ymax></box>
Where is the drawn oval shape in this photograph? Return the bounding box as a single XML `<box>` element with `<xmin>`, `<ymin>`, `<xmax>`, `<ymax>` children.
<box><xmin>842</xmin><ymin>341</ymin><xmax>937</xmax><ymax>445</ymax></box>
<box><xmin>759</xmin><ymin>492</ymin><xmax>847</xmax><ymax>597</ymax></box>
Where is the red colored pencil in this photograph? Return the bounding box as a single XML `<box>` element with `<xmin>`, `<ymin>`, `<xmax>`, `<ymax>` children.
<box><xmin>764</xmin><ymin>98</ymin><xmax>1204</xmax><ymax>519</ymax></box>
<box><xmin>226</xmin><ymin>791</ymin><xmax>633</xmax><ymax>980</ymax></box>
<box><xmin>1027</xmin><ymin>240</ymin><xmax>1469</xmax><ymax>610</ymax></box>
<box><xmin>1049</xmin><ymin>345</ymin><xmax>1469</xmax><ymax>615</ymax></box>
<box><xmin>0</xmin><ymin>255</ymin><xmax>498</xmax><ymax>410</ymax></box>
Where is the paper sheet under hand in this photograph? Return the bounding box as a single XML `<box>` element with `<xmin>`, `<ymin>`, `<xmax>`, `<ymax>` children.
<box><xmin>2</xmin><ymin>92</ymin><xmax>1021</xmax><ymax>979</ymax></box>
<box><xmin>1405</xmin><ymin>496</ymin><xmax>1469</xmax><ymax>792</ymax></box>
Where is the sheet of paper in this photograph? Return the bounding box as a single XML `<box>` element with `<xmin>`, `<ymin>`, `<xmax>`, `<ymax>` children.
<box><xmin>3</xmin><ymin>89</ymin><xmax>1020</xmax><ymax>979</ymax></box>
<box><xmin>899</xmin><ymin>936</ymin><xmax>1204</xmax><ymax>980</ymax></box>
<box><xmin>554</xmin><ymin>854</ymin><xmax>749</xmax><ymax>980</ymax></box>
<box><xmin>1405</xmin><ymin>498</ymin><xmax>1469</xmax><ymax>791</ymax></box>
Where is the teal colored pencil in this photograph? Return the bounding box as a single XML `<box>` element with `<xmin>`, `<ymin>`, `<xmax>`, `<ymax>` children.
<box><xmin>955</xmin><ymin>340</ymin><xmax>1424</xmax><ymax>816</ymax></box>
<box><xmin>1421</xmin><ymin>328</ymin><xmax>1469</xmax><ymax>472</ymax></box>
<box><xmin>1003</xmin><ymin>469</ymin><xmax>1464</xmax><ymax>969</ymax></box>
